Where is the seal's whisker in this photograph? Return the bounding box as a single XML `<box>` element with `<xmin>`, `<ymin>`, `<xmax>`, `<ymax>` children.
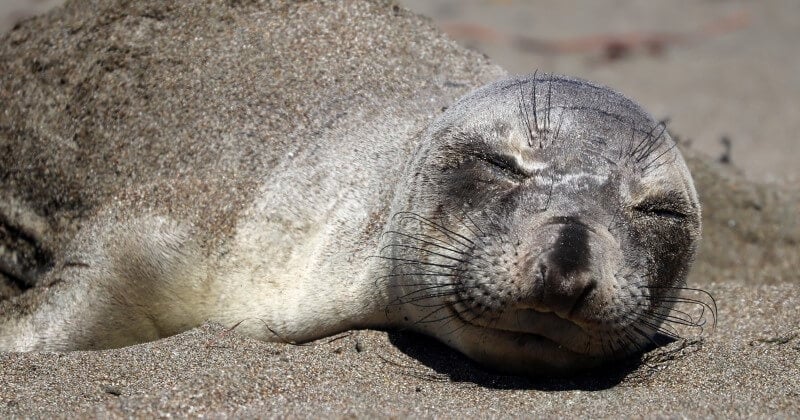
<box><xmin>628</xmin><ymin>312</ymin><xmax>681</xmax><ymax>340</ymax></box>
<box><xmin>382</xmin><ymin>230</ymin><xmax>468</xmax><ymax>255</ymax></box>
<box><xmin>630</xmin><ymin>326</ymin><xmax>659</xmax><ymax>351</ymax></box>
<box><xmin>392</xmin><ymin>283</ymin><xmax>460</xmax><ymax>299</ymax></box>
<box><xmin>389</xmin><ymin>289</ymin><xmax>459</xmax><ymax>304</ymax></box>
<box><xmin>643</xmin><ymin>284</ymin><xmax>717</xmax><ymax>301</ymax></box>
<box><xmin>614</xmin><ymin>334</ymin><xmax>634</xmax><ymax>355</ymax></box>
<box><xmin>369</xmin><ymin>255</ymin><xmax>458</xmax><ymax>270</ymax></box>
<box><xmin>638</xmin><ymin>324</ymin><xmax>681</xmax><ymax>343</ymax></box>
<box><xmin>619</xmin><ymin>314</ymin><xmax>659</xmax><ymax>346</ymax></box>
<box><xmin>661</xmin><ymin>299</ymin><xmax>712</xmax><ymax>321</ymax></box>
<box><xmin>439</xmin><ymin>304</ymin><xmax>490</xmax><ymax>336</ymax></box>
<box><xmin>654</xmin><ymin>305</ymin><xmax>701</xmax><ymax>326</ymax></box>
<box><xmin>645</xmin><ymin>156</ymin><xmax>679</xmax><ymax>174</ymax></box>
<box><xmin>442</xmin><ymin>315</ymin><xmax>477</xmax><ymax>336</ymax></box>
<box><xmin>394</xmin><ymin>212</ymin><xmax>475</xmax><ymax>247</ymax></box>
<box><xmin>637</xmin><ymin>309</ymin><xmax>704</xmax><ymax>329</ymax></box>
<box><xmin>457</xmin><ymin>208</ymin><xmax>487</xmax><ymax>238</ymax></box>
<box><xmin>634</xmin><ymin>122</ymin><xmax>668</xmax><ymax>164</ymax></box>
<box><xmin>598</xmin><ymin>334</ymin><xmax>615</xmax><ymax>358</ymax></box>
<box><xmin>386</xmin><ymin>264</ymin><xmax>446</xmax><ymax>279</ymax></box>
<box><xmin>390</xmin><ymin>293</ymin><xmax>454</xmax><ymax>307</ymax></box>
<box><xmin>385</xmin><ymin>285</ymin><xmax>454</xmax><ymax>294</ymax></box>
<box><xmin>381</xmin><ymin>244</ymin><xmax>474</xmax><ymax>265</ymax></box>
<box><xmin>643</xmin><ymin>140</ymin><xmax>678</xmax><ymax>171</ymax></box>
<box><xmin>546</xmin><ymin>73</ymin><xmax>554</xmax><ymax>135</ymax></box>
<box><xmin>540</xmin><ymin>176</ymin><xmax>555</xmax><ymax>212</ymax></box>
<box><xmin>531</xmin><ymin>70</ymin><xmax>540</xmax><ymax>138</ymax></box>
<box><xmin>380</xmin><ymin>273</ymin><xmax>458</xmax><ymax>284</ymax></box>
<box><xmin>387</xmin><ymin>283</ymin><xmax>461</xmax><ymax>297</ymax></box>
<box><xmin>627</xmin><ymin>123</ymin><xmax>654</xmax><ymax>159</ymax></box>
<box><xmin>629</xmin><ymin>121</ymin><xmax>661</xmax><ymax>161</ymax></box>
<box><xmin>411</xmin><ymin>302</ymin><xmax>463</xmax><ymax>325</ymax></box>
<box><xmin>518</xmin><ymin>83</ymin><xmax>535</xmax><ymax>148</ymax></box>
<box><xmin>650</xmin><ymin>302</ymin><xmax>712</xmax><ymax>332</ymax></box>
<box><xmin>640</xmin><ymin>286</ymin><xmax>717</xmax><ymax>323</ymax></box>
<box><xmin>390</xmin><ymin>220</ymin><xmax>490</xmax><ymax>266</ymax></box>
<box><xmin>621</xmin><ymin>326</ymin><xmax>651</xmax><ymax>352</ymax></box>
<box><xmin>651</xmin><ymin>295</ymin><xmax>717</xmax><ymax>327</ymax></box>
<box><xmin>403</xmin><ymin>298</ymin><xmax>459</xmax><ymax>308</ymax></box>
<box><xmin>391</xmin><ymin>261</ymin><xmax>456</xmax><ymax>273</ymax></box>
<box><xmin>621</xmin><ymin>125</ymin><xmax>636</xmax><ymax>161</ymax></box>
<box><xmin>640</xmin><ymin>299</ymin><xmax>700</xmax><ymax>325</ymax></box>
<box><xmin>553</xmin><ymin>106</ymin><xmax>567</xmax><ymax>142</ymax></box>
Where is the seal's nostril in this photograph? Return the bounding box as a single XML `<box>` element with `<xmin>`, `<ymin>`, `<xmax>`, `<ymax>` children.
<box><xmin>533</xmin><ymin>251</ymin><xmax>596</xmax><ymax>317</ymax></box>
<box><xmin>569</xmin><ymin>278</ymin><xmax>598</xmax><ymax>318</ymax></box>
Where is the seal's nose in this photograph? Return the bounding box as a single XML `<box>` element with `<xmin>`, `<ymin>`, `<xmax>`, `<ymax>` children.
<box><xmin>536</xmin><ymin>218</ymin><xmax>597</xmax><ymax>317</ymax></box>
<box><xmin>537</xmin><ymin>261</ymin><xmax>597</xmax><ymax>318</ymax></box>
<box><xmin>550</xmin><ymin>218</ymin><xmax>591</xmax><ymax>275</ymax></box>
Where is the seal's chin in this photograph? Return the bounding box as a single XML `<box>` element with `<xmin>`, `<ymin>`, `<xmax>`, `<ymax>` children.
<box><xmin>442</xmin><ymin>306</ymin><xmax>604</xmax><ymax>375</ymax></box>
<box><xmin>443</xmin><ymin>303</ymin><xmax>610</xmax><ymax>373</ymax></box>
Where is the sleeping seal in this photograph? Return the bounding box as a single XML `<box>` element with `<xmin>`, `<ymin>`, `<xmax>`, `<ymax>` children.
<box><xmin>0</xmin><ymin>1</ymin><xmax>711</xmax><ymax>375</ymax></box>
<box><xmin>381</xmin><ymin>74</ymin><xmax>709</xmax><ymax>373</ymax></box>
<box><xmin>0</xmin><ymin>72</ymin><xmax>709</xmax><ymax>374</ymax></box>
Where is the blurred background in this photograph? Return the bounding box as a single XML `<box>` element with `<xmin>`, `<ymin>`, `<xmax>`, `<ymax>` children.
<box><xmin>3</xmin><ymin>0</ymin><xmax>798</xmax><ymax>184</ymax></box>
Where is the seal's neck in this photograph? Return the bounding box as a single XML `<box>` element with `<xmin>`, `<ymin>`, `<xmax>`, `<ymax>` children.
<box><xmin>206</xmin><ymin>188</ymin><xmax>401</xmax><ymax>344</ymax></box>
<box><xmin>205</xmin><ymin>228</ymin><xmax>391</xmax><ymax>343</ymax></box>
<box><xmin>204</xmin><ymin>105</ymin><xmax>425</xmax><ymax>343</ymax></box>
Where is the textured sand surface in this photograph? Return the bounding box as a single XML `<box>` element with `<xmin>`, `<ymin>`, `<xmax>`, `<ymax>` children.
<box><xmin>1</xmin><ymin>0</ymin><xmax>798</xmax><ymax>417</ymax></box>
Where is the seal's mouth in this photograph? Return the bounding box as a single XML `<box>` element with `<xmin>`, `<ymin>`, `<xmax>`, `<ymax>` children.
<box><xmin>446</xmin><ymin>301</ymin><xmax>589</xmax><ymax>354</ymax></box>
<box><xmin>442</xmin><ymin>302</ymin><xmax>605</xmax><ymax>373</ymax></box>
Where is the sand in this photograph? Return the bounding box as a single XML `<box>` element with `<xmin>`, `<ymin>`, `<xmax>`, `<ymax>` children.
<box><xmin>1</xmin><ymin>0</ymin><xmax>798</xmax><ymax>417</ymax></box>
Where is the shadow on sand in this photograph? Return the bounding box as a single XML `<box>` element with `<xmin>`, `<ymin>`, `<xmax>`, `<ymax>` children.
<box><xmin>386</xmin><ymin>331</ymin><xmax>673</xmax><ymax>391</ymax></box>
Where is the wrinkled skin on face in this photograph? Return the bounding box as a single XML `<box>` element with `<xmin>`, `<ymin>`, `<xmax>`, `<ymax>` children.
<box><xmin>381</xmin><ymin>75</ymin><xmax>704</xmax><ymax>374</ymax></box>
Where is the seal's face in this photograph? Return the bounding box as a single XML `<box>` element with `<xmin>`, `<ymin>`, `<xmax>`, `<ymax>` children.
<box><xmin>383</xmin><ymin>75</ymin><xmax>706</xmax><ymax>374</ymax></box>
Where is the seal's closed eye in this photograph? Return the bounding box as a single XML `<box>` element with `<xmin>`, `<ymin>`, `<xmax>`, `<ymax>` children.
<box><xmin>474</xmin><ymin>153</ymin><xmax>528</xmax><ymax>180</ymax></box>
<box><xmin>633</xmin><ymin>193</ymin><xmax>691</xmax><ymax>220</ymax></box>
<box><xmin>636</xmin><ymin>206</ymin><xmax>688</xmax><ymax>220</ymax></box>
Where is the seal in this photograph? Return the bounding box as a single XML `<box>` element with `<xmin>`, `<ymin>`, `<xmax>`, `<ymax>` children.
<box><xmin>0</xmin><ymin>72</ymin><xmax>713</xmax><ymax>374</ymax></box>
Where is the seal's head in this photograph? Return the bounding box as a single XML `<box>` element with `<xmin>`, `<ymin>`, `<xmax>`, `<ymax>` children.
<box><xmin>382</xmin><ymin>74</ymin><xmax>710</xmax><ymax>374</ymax></box>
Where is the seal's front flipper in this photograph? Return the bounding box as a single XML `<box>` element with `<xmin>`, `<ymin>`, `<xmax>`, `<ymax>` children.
<box><xmin>0</xmin><ymin>216</ymin><xmax>211</xmax><ymax>351</ymax></box>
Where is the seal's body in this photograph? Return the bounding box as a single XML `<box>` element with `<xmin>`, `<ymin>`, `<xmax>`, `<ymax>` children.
<box><xmin>0</xmin><ymin>2</ymin><xmax>703</xmax><ymax>375</ymax></box>
<box><xmin>0</xmin><ymin>74</ymin><xmax>701</xmax><ymax>374</ymax></box>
